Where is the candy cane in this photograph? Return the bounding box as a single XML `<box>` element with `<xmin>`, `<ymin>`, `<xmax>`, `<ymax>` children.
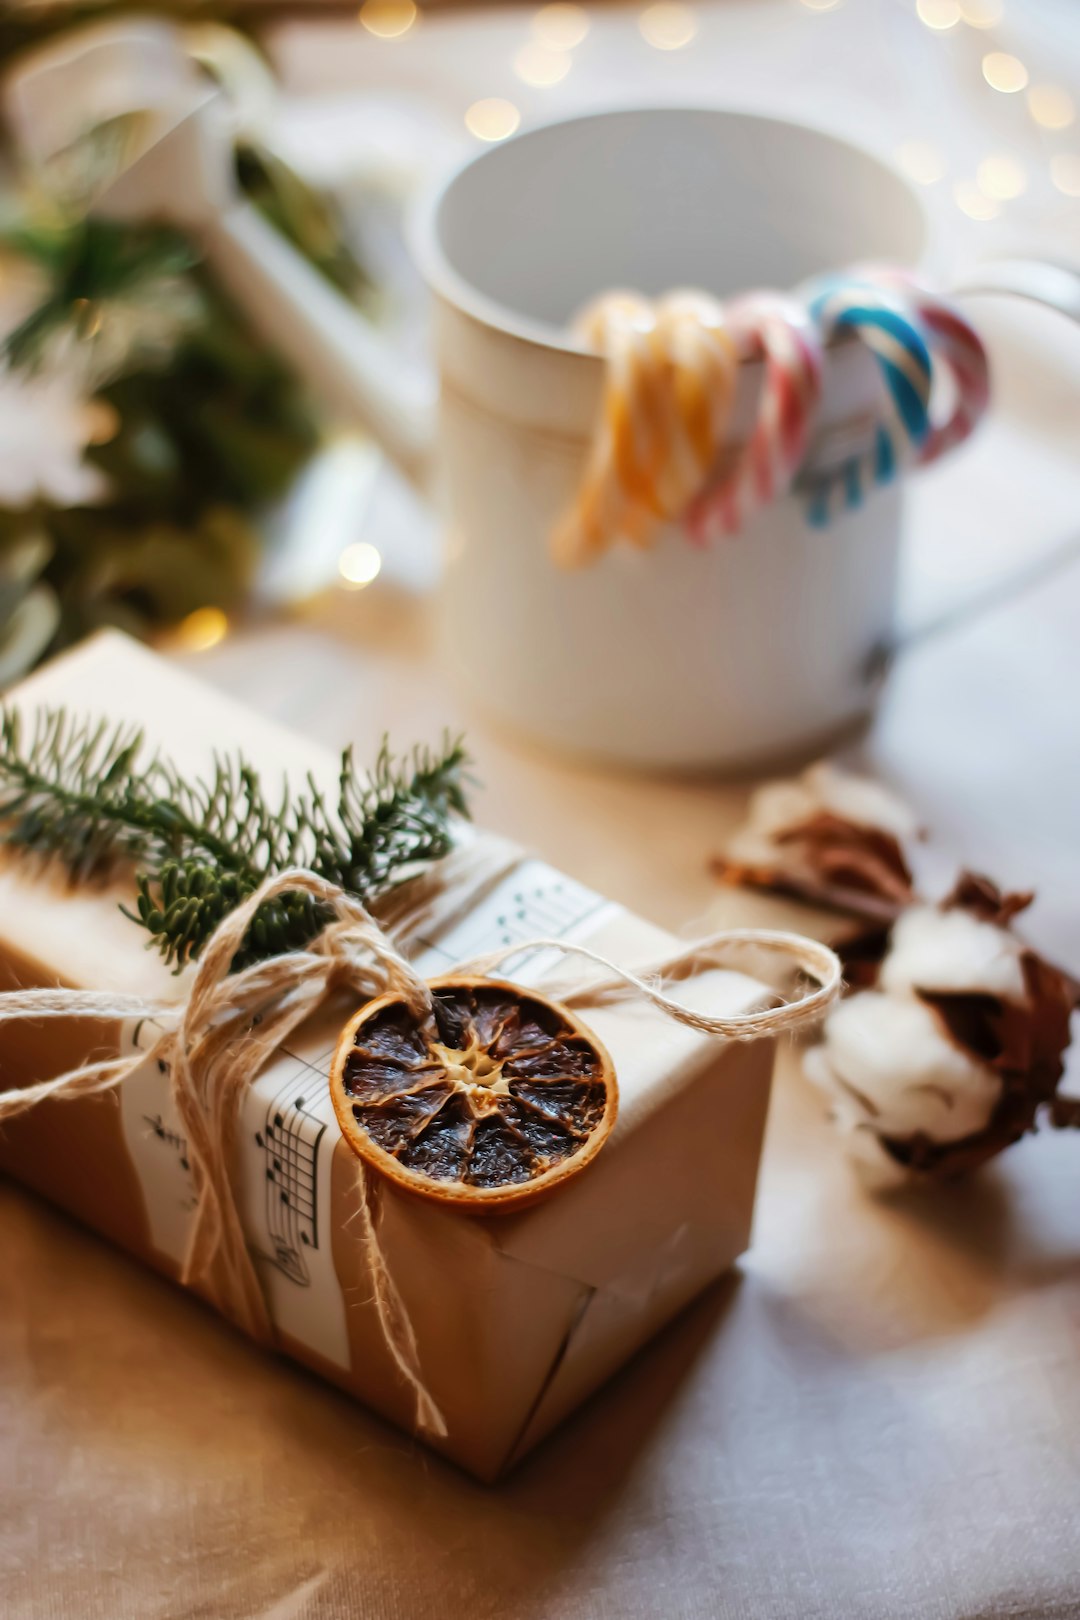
<box><xmin>863</xmin><ymin>266</ymin><xmax>990</xmax><ymax>466</ymax></box>
<box><xmin>555</xmin><ymin>268</ymin><xmax>990</xmax><ymax>560</ymax></box>
<box><xmin>552</xmin><ymin>290</ymin><xmax>738</xmax><ymax>567</ymax></box>
<box><xmin>684</xmin><ymin>293</ymin><xmax>824</xmax><ymax>543</ymax></box>
<box><xmin>800</xmin><ymin>273</ymin><xmax>934</xmax><ymax>525</ymax></box>
<box><xmin>800</xmin><ymin>267</ymin><xmax>989</xmax><ymax>525</ymax></box>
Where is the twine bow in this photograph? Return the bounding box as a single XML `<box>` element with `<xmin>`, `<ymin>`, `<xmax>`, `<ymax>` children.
<box><xmin>0</xmin><ymin>854</ymin><xmax>841</xmax><ymax>1437</ymax></box>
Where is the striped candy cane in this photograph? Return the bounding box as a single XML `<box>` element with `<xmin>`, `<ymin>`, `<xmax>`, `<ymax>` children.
<box><xmin>801</xmin><ymin>273</ymin><xmax>934</xmax><ymax>526</ymax></box>
<box><xmin>553</xmin><ymin>289</ymin><xmax>738</xmax><ymax>566</ymax></box>
<box><xmin>865</xmin><ymin>266</ymin><xmax>991</xmax><ymax>466</ymax></box>
<box><xmin>684</xmin><ymin>293</ymin><xmax>824</xmax><ymax>543</ymax></box>
<box><xmin>801</xmin><ymin>267</ymin><xmax>990</xmax><ymax>525</ymax></box>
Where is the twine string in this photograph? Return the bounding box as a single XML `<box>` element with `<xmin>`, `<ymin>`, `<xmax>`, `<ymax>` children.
<box><xmin>0</xmin><ymin>850</ymin><xmax>841</xmax><ymax>1437</ymax></box>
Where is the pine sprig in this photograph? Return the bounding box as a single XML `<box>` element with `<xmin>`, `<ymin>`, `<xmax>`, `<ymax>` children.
<box><xmin>2</xmin><ymin>219</ymin><xmax>200</xmax><ymax>375</ymax></box>
<box><xmin>0</xmin><ymin>705</ymin><xmax>470</xmax><ymax>971</ymax></box>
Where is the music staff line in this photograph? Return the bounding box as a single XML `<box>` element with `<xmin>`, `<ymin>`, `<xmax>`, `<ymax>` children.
<box><xmin>254</xmin><ymin>1059</ymin><xmax>329</xmax><ymax>1286</ymax></box>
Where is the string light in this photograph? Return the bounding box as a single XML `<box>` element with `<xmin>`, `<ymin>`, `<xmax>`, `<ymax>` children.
<box><xmin>84</xmin><ymin>400</ymin><xmax>120</xmax><ymax>445</ymax></box>
<box><xmin>953</xmin><ymin>180</ymin><xmax>999</xmax><ymax>220</ymax></box>
<box><xmin>639</xmin><ymin>3</ymin><xmax>698</xmax><ymax>49</ymax></box>
<box><xmin>897</xmin><ymin>140</ymin><xmax>945</xmax><ymax>185</ymax></box>
<box><xmin>514</xmin><ymin>43</ymin><xmax>572</xmax><ymax>85</ymax></box>
<box><xmin>465</xmin><ymin>98</ymin><xmax>521</xmax><ymax>141</ymax></box>
<box><xmin>532</xmin><ymin>3</ymin><xmax>589</xmax><ymax>49</ymax></box>
<box><xmin>982</xmin><ymin>52</ymin><xmax>1028</xmax><ymax>93</ymax></box>
<box><xmin>957</xmin><ymin>0</ymin><xmax>1002</xmax><ymax>23</ymax></box>
<box><xmin>357</xmin><ymin>0</ymin><xmax>417</xmax><ymax>39</ymax></box>
<box><xmin>338</xmin><ymin>542</ymin><xmax>383</xmax><ymax>588</ymax></box>
<box><xmin>1050</xmin><ymin>154</ymin><xmax>1080</xmax><ymax>197</ymax></box>
<box><xmin>976</xmin><ymin>154</ymin><xmax>1027</xmax><ymax>199</ymax></box>
<box><xmin>916</xmin><ymin>0</ymin><xmax>960</xmax><ymax>30</ymax></box>
<box><xmin>175</xmin><ymin>607</ymin><xmax>229</xmax><ymax>651</ymax></box>
<box><xmin>1028</xmin><ymin>85</ymin><xmax>1075</xmax><ymax>131</ymax></box>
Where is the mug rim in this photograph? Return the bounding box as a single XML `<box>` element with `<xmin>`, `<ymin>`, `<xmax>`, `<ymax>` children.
<box><xmin>410</xmin><ymin>104</ymin><xmax>927</xmax><ymax>359</ymax></box>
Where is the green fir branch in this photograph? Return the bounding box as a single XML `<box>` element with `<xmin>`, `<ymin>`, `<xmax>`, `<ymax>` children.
<box><xmin>2</xmin><ymin>219</ymin><xmax>200</xmax><ymax>375</ymax></box>
<box><xmin>0</xmin><ymin>705</ymin><xmax>470</xmax><ymax>970</ymax></box>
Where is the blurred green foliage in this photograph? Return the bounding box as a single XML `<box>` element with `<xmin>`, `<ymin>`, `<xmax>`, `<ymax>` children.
<box><xmin>0</xmin><ymin>218</ymin><xmax>322</xmax><ymax>670</ymax></box>
<box><xmin>0</xmin><ymin>11</ymin><xmax>373</xmax><ymax>681</ymax></box>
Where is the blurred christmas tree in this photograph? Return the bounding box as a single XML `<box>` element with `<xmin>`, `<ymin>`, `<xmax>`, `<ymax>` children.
<box><xmin>0</xmin><ymin>4</ymin><xmax>372</xmax><ymax>684</ymax></box>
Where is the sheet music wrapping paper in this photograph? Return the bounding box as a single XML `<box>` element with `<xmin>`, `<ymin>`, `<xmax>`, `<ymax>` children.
<box><xmin>117</xmin><ymin>861</ymin><xmax>620</xmax><ymax>1375</ymax></box>
<box><xmin>0</xmin><ymin>633</ymin><xmax>776</xmax><ymax>1479</ymax></box>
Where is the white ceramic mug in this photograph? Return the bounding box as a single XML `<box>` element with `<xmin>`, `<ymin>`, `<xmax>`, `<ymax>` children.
<box><xmin>206</xmin><ymin>106</ymin><xmax>1074</xmax><ymax>770</ymax></box>
<box><xmin>13</xmin><ymin>39</ymin><xmax>1075</xmax><ymax>767</ymax></box>
<box><xmin>413</xmin><ymin>108</ymin><xmax>925</xmax><ymax>772</ymax></box>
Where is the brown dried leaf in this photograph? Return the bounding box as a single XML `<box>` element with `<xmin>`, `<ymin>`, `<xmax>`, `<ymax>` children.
<box><xmin>941</xmin><ymin>871</ymin><xmax>1034</xmax><ymax>929</ymax></box>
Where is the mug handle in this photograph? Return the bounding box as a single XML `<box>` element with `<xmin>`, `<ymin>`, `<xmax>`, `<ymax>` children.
<box><xmin>954</xmin><ymin>258</ymin><xmax>1080</xmax><ymax>324</ymax></box>
<box><xmin>908</xmin><ymin>258</ymin><xmax>1080</xmax><ymax>644</ymax></box>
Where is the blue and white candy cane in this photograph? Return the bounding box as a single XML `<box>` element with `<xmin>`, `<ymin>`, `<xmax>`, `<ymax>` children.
<box><xmin>801</xmin><ymin>275</ymin><xmax>934</xmax><ymax>527</ymax></box>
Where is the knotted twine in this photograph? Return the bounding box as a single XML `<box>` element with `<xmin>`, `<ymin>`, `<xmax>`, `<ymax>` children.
<box><xmin>0</xmin><ymin>845</ymin><xmax>841</xmax><ymax>1438</ymax></box>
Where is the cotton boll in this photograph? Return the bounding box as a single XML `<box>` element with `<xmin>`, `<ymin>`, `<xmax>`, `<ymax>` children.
<box><xmin>804</xmin><ymin>763</ymin><xmax>921</xmax><ymax>843</ymax></box>
<box><xmin>724</xmin><ymin>763</ymin><xmax>918</xmax><ymax>870</ymax></box>
<box><xmin>880</xmin><ymin>905</ymin><xmax>1026</xmax><ymax>1001</ymax></box>
<box><xmin>841</xmin><ymin>1120</ymin><xmax>915</xmax><ymax>1191</ymax></box>
<box><xmin>804</xmin><ymin>991</ymin><xmax>1002</xmax><ymax>1146</ymax></box>
<box><xmin>724</xmin><ymin>778</ymin><xmax>825</xmax><ymax>866</ymax></box>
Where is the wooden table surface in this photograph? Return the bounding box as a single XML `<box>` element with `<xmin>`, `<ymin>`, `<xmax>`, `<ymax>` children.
<box><xmin>3</xmin><ymin>287</ymin><xmax>1079</xmax><ymax>1619</ymax></box>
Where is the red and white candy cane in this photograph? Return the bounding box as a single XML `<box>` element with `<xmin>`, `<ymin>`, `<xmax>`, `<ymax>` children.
<box><xmin>865</xmin><ymin>266</ymin><xmax>991</xmax><ymax>467</ymax></box>
<box><xmin>684</xmin><ymin>293</ymin><xmax>824</xmax><ymax>544</ymax></box>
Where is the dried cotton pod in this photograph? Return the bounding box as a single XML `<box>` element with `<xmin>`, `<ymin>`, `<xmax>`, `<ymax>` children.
<box><xmin>713</xmin><ymin>763</ymin><xmax>921</xmax><ymax>921</ymax></box>
<box><xmin>805</xmin><ymin>876</ymin><xmax>1078</xmax><ymax>1183</ymax></box>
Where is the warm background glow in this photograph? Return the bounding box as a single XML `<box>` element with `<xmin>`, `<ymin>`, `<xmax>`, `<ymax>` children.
<box><xmin>982</xmin><ymin>52</ymin><xmax>1029</xmax><ymax>93</ymax></box>
<box><xmin>357</xmin><ymin>0</ymin><xmax>417</xmax><ymax>39</ymax></box>
<box><xmin>638</xmin><ymin>3</ymin><xmax>698</xmax><ymax>50</ymax></box>
<box><xmin>532</xmin><ymin>3</ymin><xmax>589</xmax><ymax>50</ymax></box>
<box><xmin>464</xmin><ymin>97</ymin><xmax>521</xmax><ymax>140</ymax></box>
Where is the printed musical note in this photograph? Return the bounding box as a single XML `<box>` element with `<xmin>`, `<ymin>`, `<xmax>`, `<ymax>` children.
<box><xmin>413</xmin><ymin>863</ymin><xmax>612</xmax><ymax>976</ymax></box>
<box><xmin>142</xmin><ymin>1113</ymin><xmax>189</xmax><ymax>1171</ymax></box>
<box><xmin>254</xmin><ymin>1065</ymin><xmax>327</xmax><ymax>1286</ymax></box>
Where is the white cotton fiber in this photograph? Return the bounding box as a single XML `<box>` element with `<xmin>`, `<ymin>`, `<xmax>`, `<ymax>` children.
<box><xmin>880</xmin><ymin>905</ymin><xmax>1026</xmax><ymax>1001</ymax></box>
<box><xmin>804</xmin><ymin>990</ymin><xmax>1001</xmax><ymax>1145</ymax></box>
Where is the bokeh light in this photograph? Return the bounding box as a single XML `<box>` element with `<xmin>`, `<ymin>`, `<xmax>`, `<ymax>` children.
<box><xmin>175</xmin><ymin>607</ymin><xmax>229</xmax><ymax>651</ymax></box>
<box><xmin>916</xmin><ymin>0</ymin><xmax>960</xmax><ymax>30</ymax></box>
<box><xmin>639</xmin><ymin>4</ymin><xmax>698</xmax><ymax>49</ymax></box>
<box><xmin>532</xmin><ymin>3</ymin><xmax>589</xmax><ymax>49</ymax></box>
<box><xmin>338</xmin><ymin>542</ymin><xmax>383</xmax><ymax>589</ymax></box>
<box><xmin>514</xmin><ymin>43</ymin><xmax>572</xmax><ymax>85</ymax></box>
<box><xmin>84</xmin><ymin>400</ymin><xmax>120</xmax><ymax>445</ymax></box>
<box><xmin>957</xmin><ymin>0</ymin><xmax>1003</xmax><ymax>24</ymax></box>
<box><xmin>1028</xmin><ymin>85</ymin><xmax>1075</xmax><ymax>131</ymax></box>
<box><xmin>1050</xmin><ymin>154</ymin><xmax>1080</xmax><ymax>197</ymax></box>
<box><xmin>357</xmin><ymin>0</ymin><xmax>417</xmax><ymax>39</ymax></box>
<box><xmin>465</xmin><ymin>98</ymin><xmax>522</xmax><ymax>141</ymax></box>
<box><xmin>953</xmin><ymin>181</ymin><xmax>999</xmax><ymax>219</ymax></box>
<box><xmin>982</xmin><ymin>53</ymin><xmax>1028</xmax><ymax>93</ymax></box>
<box><xmin>976</xmin><ymin>154</ymin><xmax>1027</xmax><ymax>199</ymax></box>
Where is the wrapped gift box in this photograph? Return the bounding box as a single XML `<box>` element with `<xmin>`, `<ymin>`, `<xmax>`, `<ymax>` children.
<box><xmin>0</xmin><ymin>632</ymin><xmax>776</xmax><ymax>1480</ymax></box>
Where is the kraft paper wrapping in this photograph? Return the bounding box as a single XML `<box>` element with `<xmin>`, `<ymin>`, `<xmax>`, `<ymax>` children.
<box><xmin>0</xmin><ymin>633</ymin><xmax>775</xmax><ymax>1481</ymax></box>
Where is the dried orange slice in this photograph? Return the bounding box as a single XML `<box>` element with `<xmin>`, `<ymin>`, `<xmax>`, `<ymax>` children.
<box><xmin>330</xmin><ymin>975</ymin><xmax>617</xmax><ymax>1212</ymax></box>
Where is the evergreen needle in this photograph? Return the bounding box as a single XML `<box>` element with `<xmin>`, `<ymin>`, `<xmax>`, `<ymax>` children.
<box><xmin>0</xmin><ymin>705</ymin><xmax>470</xmax><ymax>971</ymax></box>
